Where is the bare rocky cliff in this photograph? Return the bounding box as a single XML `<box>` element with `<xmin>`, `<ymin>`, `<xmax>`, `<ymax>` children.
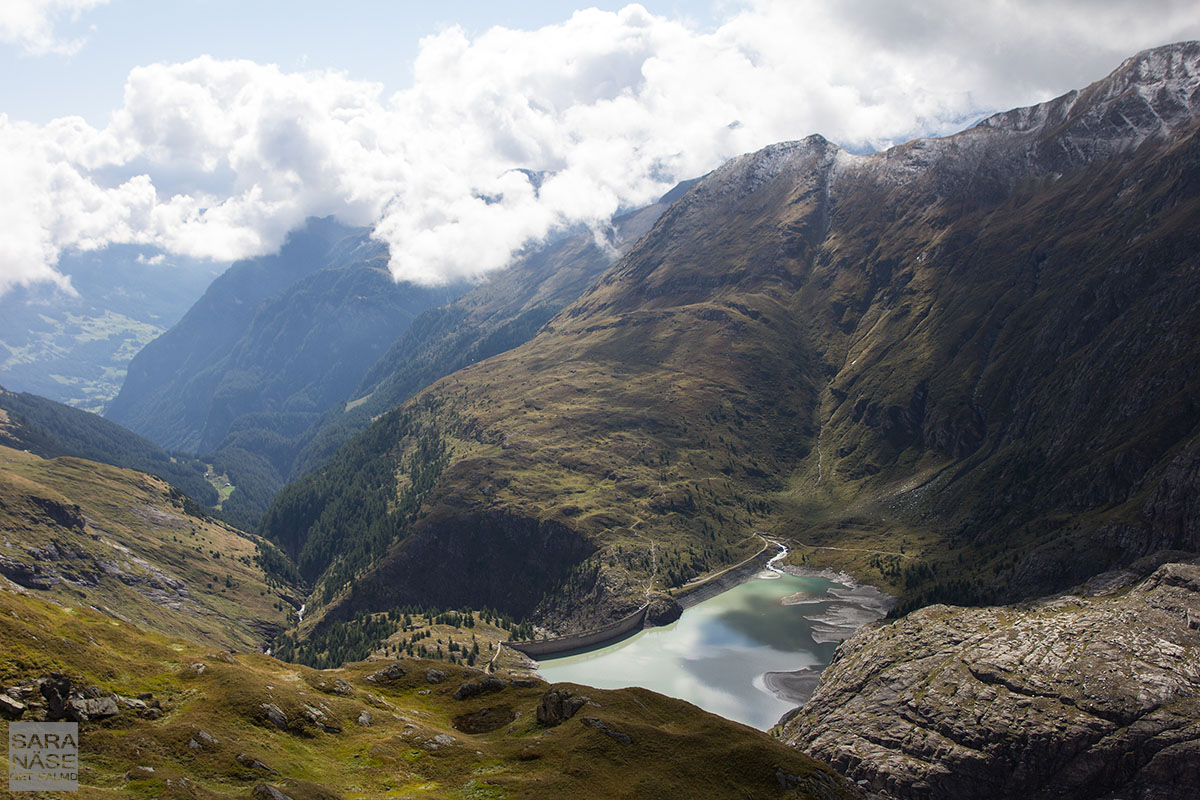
<box><xmin>782</xmin><ymin>561</ymin><xmax>1200</xmax><ymax>799</ymax></box>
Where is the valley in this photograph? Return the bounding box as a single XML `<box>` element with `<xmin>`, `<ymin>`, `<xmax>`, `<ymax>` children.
<box><xmin>1</xmin><ymin>38</ymin><xmax>1199</xmax><ymax>800</ymax></box>
<box><xmin>0</xmin><ymin>248</ymin><xmax>220</xmax><ymax>413</ymax></box>
<box><xmin>258</xmin><ymin>42</ymin><xmax>1200</xmax><ymax>646</ymax></box>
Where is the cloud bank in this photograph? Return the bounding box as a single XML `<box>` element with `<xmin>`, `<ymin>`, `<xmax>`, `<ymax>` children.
<box><xmin>2</xmin><ymin>0</ymin><xmax>1199</xmax><ymax>295</ymax></box>
<box><xmin>0</xmin><ymin>0</ymin><xmax>110</xmax><ymax>56</ymax></box>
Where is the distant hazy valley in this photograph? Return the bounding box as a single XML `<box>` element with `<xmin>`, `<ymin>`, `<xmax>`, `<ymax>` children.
<box><xmin>2</xmin><ymin>42</ymin><xmax>1200</xmax><ymax>800</ymax></box>
<box><xmin>0</xmin><ymin>247</ymin><xmax>220</xmax><ymax>413</ymax></box>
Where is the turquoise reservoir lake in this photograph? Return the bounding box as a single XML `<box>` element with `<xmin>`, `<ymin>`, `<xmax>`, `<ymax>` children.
<box><xmin>537</xmin><ymin>570</ymin><xmax>888</xmax><ymax>730</ymax></box>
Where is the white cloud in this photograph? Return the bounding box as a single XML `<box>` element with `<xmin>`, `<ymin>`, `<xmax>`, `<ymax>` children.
<box><xmin>0</xmin><ymin>0</ymin><xmax>110</xmax><ymax>56</ymax></box>
<box><xmin>2</xmin><ymin>1</ymin><xmax>1199</xmax><ymax>295</ymax></box>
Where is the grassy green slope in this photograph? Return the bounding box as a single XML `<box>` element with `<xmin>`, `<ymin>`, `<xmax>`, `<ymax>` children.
<box><xmin>0</xmin><ymin>588</ymin><xmax>852</xmax><ymax>800</ymax></box>
<box><xmin>0</xmin><ymin>444</ymin><xmax>295</xmax><ymax>651</ymax></box>
<box><xmin>0</xmin><ymin>386</ymin><xmax>217</xmax><ymax>507</ymax></box>
<box><xmin>287</xmin><ymin>193</ymin><xmax>683</xmax><ymax>482</ymax></box>
<box><xmin>263</xmin><ymin>139</ymin><xmax>840</xmax><ymax>630</ymax></box>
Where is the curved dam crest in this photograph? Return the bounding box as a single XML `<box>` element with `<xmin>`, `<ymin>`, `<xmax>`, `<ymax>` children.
<box><xmin>505</xmin><ymin>536</ymin><xmax>786</xmax><ymax>659</ymax></box>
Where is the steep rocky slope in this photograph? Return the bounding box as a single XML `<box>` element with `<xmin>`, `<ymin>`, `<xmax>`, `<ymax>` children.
<box><xmin>263</xmin><ymin>43</ymin><xmax>1200</xmax><ymax>631</ymax></box>
<box><xmin>0</xmin><ymin>443</ymin><xmax>295</xmax><ymax>651</ymax></box>
<box><xmin>781</xmin><ymin>561</ymin><xmax>1200</xmax><ymax>799</ymax></box>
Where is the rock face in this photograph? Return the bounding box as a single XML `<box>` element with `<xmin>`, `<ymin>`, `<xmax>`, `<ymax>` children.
<box><xmin>782</xmin><ymin>563</ymin><xmax>1200</xmax><ymax>800</ymax></box>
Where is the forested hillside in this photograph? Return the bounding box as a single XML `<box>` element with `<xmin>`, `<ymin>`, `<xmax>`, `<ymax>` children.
<box><xmin>0</xmin><ymin>386</ymin><xmax>216</xmax><ymax>506</ymax></box>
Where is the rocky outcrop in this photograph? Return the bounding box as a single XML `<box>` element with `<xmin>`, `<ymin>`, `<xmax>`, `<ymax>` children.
<box><xmin>453</xmin><ymin>677</ymin><xmax>506</xmax><ymax>701</ymax></box>
<box><xmin>0</xmin><ymin>693</ymin><xmax>26</xmax><ymax>719</ymax></box>
<box><xmin>71</xmin><ymin>696</ymin><xmax>119</xmax><ymax>720</ymax></box>
<box><xmin>580</xmin><ymin>716</ymin><xmax>634</xmax><ymax>745</ymax></box>
<box><xmin>260</xmin><ymin>703</ymin><xmax>288</xmax><ymax>730</ymax></box>
<box><xmin>536</xmin><ymin>687</ymin><xmax>590</xmax><ymax>726</ymax></box>
<box><xmin>0</xmin><ymin>556</ymin><xmax>59</xmax><ymax>589</ymax></box>
<box><xmin>237</xmin><ymin>753</ymin><xmax>277</xmax><ymax>774</ymax></box>
<box><xmin>21</xmin><ymin>673</ymin><xmax>125</xmax><ymax>722</ymax></box>
<box><xmin>365</xmin><ymin>662</ymin><xmax>406</xmax><ymax>684</ymax></box>
<box><xmin>251</xmin><ymin>784</ymin><xmax>295</xmax><ymax>800</ymax></box>
<box><xmin>300</xmin><ymin>703</ymin><xmax>341</xmax><ymax>734</ymax></box>
<box><xmin>645</xmin><ymin>594</ymin><xmax>683</xmax><ymax>626</ymax></box>
<box><xmin>782</xmin><ymin>562</ymin><xmax>1200</xmax><ymax>800</ymax></box>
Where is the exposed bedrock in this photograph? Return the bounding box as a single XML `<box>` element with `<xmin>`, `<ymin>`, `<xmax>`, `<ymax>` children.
<box><xmin>783</xmin><ymin>563</ymin><xmax>1200</xmax><ymax>800</ymax></box>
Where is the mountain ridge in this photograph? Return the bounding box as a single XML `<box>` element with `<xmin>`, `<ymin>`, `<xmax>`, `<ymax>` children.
<box><xmin>104</xmin><ymin>218</ymin><xmax>469</xmax><ymax>528</ymax></box>
<box><xmin>0</xmin><ymin>385</ymin><xmax>217</xmax><ymax>507</ymax></box>
<box><xmin>259</xmin><ymin>41</ymin><xmax>1200</xmax><ymax>633</ymax></box>
<box><xmin>288</xmin><ymin>194</ymin><xmax>680</xmax><ymax>481</ymax></box>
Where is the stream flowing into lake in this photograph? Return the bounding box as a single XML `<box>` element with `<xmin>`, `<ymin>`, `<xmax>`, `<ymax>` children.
<box><xmin>536</xmin><ymin>568</ymin><xmax>891</xmax><ymax>730</ymax></box>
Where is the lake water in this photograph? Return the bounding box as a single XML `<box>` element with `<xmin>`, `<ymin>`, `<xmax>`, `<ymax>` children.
<box><xmin>537</xmin><ymin>570</ymin><xmax>881</xmax><ymax>730</ymax></box>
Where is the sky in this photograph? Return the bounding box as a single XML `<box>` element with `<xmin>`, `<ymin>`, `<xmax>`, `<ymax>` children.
<box><xmin>2</xmin><ymin>0</ymin><xmax>1199</xmax><ymax>297</ymax></box>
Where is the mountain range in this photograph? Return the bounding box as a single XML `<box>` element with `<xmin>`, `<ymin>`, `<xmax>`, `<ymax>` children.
<box><xmin>262</xmin><ymin>42</ymin><xmax>1200</xmax><ymax>636</ymax></box>
<box><xmin>1</xmin><ymin>40</ymin><xmax>1199</xmax><ymax>800</ymax></box>
<box><xmin>100</xmin><ymin>194</ymin><xmax>678</xmax><ymax>531</ymax></box>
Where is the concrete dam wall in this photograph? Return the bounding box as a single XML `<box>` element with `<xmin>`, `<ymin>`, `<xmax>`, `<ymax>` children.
<box><xmin>503</xmin><ymin>604</ymin><xmax>648</xmax><ymax>658</ymax></box>
<box><xmin>504</xmin><ymin>537</ymin><xmax>783</xmax><ymax>659</ymax></box>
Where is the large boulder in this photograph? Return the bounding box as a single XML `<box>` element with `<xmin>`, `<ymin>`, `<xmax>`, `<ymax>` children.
<box><xmin>39</xmin><ymin>673</ymin><xmax>74</xmax><ymax>721</ymax></box>
<box><xmin>452</xmin><ymin>677</ymin><xmax>505</xmax><ymax>701</ymax></box>
<box><xmin>536</xmin><ymin>687</ymin><xmax>590</xmax><ymax>727</ymax></box>
<box><xmin>69</xmin><ymin>696</ymin><xmax>119</xmax><ymax>720</ymax></box>
<box><xmin>0</xmin><ymin>693</ymin><xmax>25</xmax><ymax>720</ymax></box>
<box><xmin>580</xmin><ymin>716</ymin><xmax>633</xmax><ymax>745</ymax></box>
<box><xmin>365</xmin><ymin>662</ymin><xmax>406</xmax><ymax>684</ymax></box>
<box><xmin>644</xmin><ymin>594</ymin><xmax>682</xmax><ymax>627</ymax></box>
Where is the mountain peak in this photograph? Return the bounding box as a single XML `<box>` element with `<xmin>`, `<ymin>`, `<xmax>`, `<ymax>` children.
<box><xmin>974</xmin><ymin>39</ymin><xmax>1200</xmax><ymax>150</ymax></box>
<box><xmin>1112</xmin><ymin>39</ymin><xmax>1200</xmax><ymax>90</ymax></box>
<box><xmin>677</xmin><ymin>134</ymin><xmax>840</xmax><ymax>211</ymax></box>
